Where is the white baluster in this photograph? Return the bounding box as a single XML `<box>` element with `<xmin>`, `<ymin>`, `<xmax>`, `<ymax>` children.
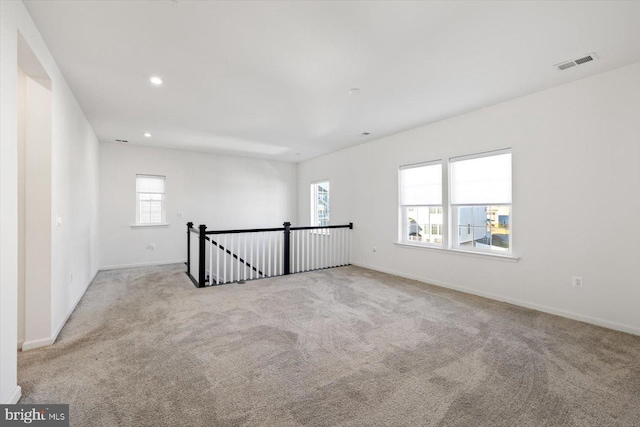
<box><xmin>337</xmin><ymin>229</ymin><xmax>341</xmax><ymax>266</ymax></box>
<box><xmin>242</xmin><ymin>233</ymin><xmax>246</xmax><ymax>280</ymax></box>
<box><xmin>328</xmin><ymin>228</ymin><xmax>331</xmax><ymax>267</ymax></box>
<box><xmin>238</xmin><ymin>234</ymin><xmax>241</xmax><ymax>279</ymax></box>
<box><xmin>305</xmin><ymin>230</ymin><xmax>311</xmax><ymax>271</ymax></box>
<box><xmin>301</xmin><ymin>230</ymin><xmax>305</xmax><ymax>272</ymax></box>
<box><xmin>274</xmin><ymin>231</ymin><xmax>278</xmax><ymax>275</ymax></box>
<box><xmin>321</xmin><ymin>229</ymin><xmax>324</xmax><ymax>268</ymax></box>
<box><xmin>341</xmin><ymin>228</ymin><xmax>345</xmax><ymax>266</ymax></box>
<box><xmin>347</xmin><ymin>227</ymin><xmax>351</xmax><ymax>264</ymax></box>
<box><xmin>328</xmin><ymin>228</ymin><xmax>332</xmax><ymax>267</ymax></box>
<box><xmin>255</xmin><ymin>233</ymin><xmax>262</xmax><ymax>279</ymax></box>
<box><xmin>249</xmin><ymin>233</ymin><xmax>253</xmax><ymax>280</ymax></box>
<box><xmin>276</xmin><ymin>231</ymin><xmax>280</xmax><ymax>275</ymax></box>
<box><xmin>223</xmin><ymin>234</ymin><xmax>227</xmax><ymax>284</ymax></box>
<box><xmin>268</xmin><ymin>232</ymin><xmax>273</xmax><ymax>277</ymax></box>
<box><xmin>230</xmin><ymin>234</ymin><xmax>235</xmax><ymax>283</ymax></box>
<box><xmin>262</xmin><ymin>232</ymin><xmax>266</xmax><ymax>277</ymax></box>
<box><xmin>328</xmin><ymin>229</ymin><xmax>331</xmax><ymax>268</ymax></box>
<box><xmin>216</xmin><ymin>237</ymin><xmax>220</xmax><ymax>284</ymax></box>
<box><xmin>296</xmin><ymin>230</ymin><xmax>300</xmax><ymax>273</ymax></box>
<box><xmin>209</xmin><ymin>237</ymin><xmax>213</xmax><ymax>286</ymax></box>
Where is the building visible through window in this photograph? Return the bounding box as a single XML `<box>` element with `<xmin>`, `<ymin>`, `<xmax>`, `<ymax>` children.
<box><xmin>450</xmin><ymin>151</ymin><xmax>511</xmax><ymax>252</ymax></box>
<box><xmin>399</xmin><ymin>162</ymin><xmax>442</xmax><ymax>245</ymax></box>
<box><xmin>311</xmin><ymin>181</ymin><xmax>330</xmax><ymax>226</ymax></box>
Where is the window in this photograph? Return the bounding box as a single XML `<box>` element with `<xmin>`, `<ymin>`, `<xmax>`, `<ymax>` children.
<box><xmin>311</xmin><ymin>181</ymin><xmax>330</xmax><ymax>226</ymax></box>
<box><xmin>399</xmin><ymin>162</ymin><xmax>442</xmax><ymax>245</ymax></box>
<box><xmin>136</xmin><ymin>175</ymin><xmax>166</xmax><ymax>225</ymax></box>
<box><xmin>450</xmin><ymin>151</ymin><xmax>511</xmax><ymax>253</ymax></box>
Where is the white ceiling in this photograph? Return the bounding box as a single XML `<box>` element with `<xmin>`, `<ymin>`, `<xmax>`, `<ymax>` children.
<box><xmin>23</xmin><ymin>1</ymin><xmax>640</xmax><ymax>162</ymax></box>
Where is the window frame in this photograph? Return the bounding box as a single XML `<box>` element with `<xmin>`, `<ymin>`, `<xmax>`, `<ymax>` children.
<box><xmin>310</xmin><ymin>180</ymin><xmax>330</xmax><ymax>227</ymax></box>
<box><xmin>398</xmin><ymin>160</ymin><xmax>443</xmax><ymax>247</ymax></box>
<box><xmin>135</xmin><ymin>174</ymin><xmax>167</xmax><ymax>226</ymax></box>
<box><xmin>448</xmin><ymin>149</ymin><xmax>512</xmax><ymax>255</ymax></box>
<box><xmin>397</xmin><ymin>149</ymin><xmax>514</xmax><ymax>257</ymax></box>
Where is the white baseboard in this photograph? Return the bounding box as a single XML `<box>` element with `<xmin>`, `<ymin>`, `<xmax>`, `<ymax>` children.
<box><xmin>51</xmin><ymin>269</ymin><xmax>99</xmax><ymax>343</ymax></box>
<box><xmin>6</xmin><ymin>386</ymin><xmax>22</xmax><ymax>404</ymax></box>
<box><xmin>351</xmin><ymin>262</ymin><xmax>640</xmax><ymax>337</ymax></box>
<box><xmin>99</xmin><ymin>259</ymin><xmax>186</xmax><ymax>271</ymax></box>
<box><xmin>22</xmin><ymin>269</ymin><xmax>99</xmax><ymax>352</ymax></box>
<box><xmin>21</xmin><ymin>337</ymin><xmax>54</xmax><ymax>351</ymax></box>
<box><xmin>17</xmin><ymin>339</ymin><xmax>24</xmax><ymax>350</ymax></box>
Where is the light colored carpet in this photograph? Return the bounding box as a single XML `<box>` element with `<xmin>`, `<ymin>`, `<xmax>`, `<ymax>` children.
<box><xmin>18</xmin><ymin>264</ymin><xmax>640</xmax><ymax>426</ymax></box>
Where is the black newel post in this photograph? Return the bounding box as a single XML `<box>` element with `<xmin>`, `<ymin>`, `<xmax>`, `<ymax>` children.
<box><xmin>283</xmin><ymin>222</ymin><xmax>291</xmax><ymax>275</ymax></box>
<box><xmin>186</xmin><ymin>222</ymin><xmax>193</xmax><ymax>274</ymax></box>
<box><xmin>198</xmin><ymin>224</ymin><xmax>207</xmax><ymax>288</ymax></box>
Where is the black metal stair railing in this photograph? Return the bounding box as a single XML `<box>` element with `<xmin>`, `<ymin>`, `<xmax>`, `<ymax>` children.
<box><xmin>186</xmin><ymin>221</ymin><xmax>353</xmax><ymax>288</ymax></box>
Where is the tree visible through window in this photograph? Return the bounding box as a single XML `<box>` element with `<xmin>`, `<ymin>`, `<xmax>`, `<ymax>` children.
<box><xmin>136</xmin><ymin>175</ymin><xmax>166</xmax><ymax>225</ymax></box>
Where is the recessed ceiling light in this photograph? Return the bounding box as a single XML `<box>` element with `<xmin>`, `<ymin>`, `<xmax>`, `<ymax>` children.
<box><xmin>150</xmin><ymin>76</ymin><xmax>163</xmax><ymax>85</ymax></box>
<box><xmin>348</xmin><ymin>88</ymin><xmax>361</xmax><ymax>95</ymax></box>
<box><xmin>144</xmin><ymin>132</ymin><xmax>152</xmax><ymax>138</ymax></box>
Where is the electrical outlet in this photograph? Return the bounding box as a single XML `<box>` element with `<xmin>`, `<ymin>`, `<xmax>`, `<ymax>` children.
<box><xmin>572</xmin><ymin>276</ymin><xmax>584</xmax><ymax>288</ymax></box>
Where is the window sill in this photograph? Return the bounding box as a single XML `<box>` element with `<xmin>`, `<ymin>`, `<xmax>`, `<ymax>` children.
<box><xmin>131</xmin><ymin>223</ymin><xmax>170</xmax><ymax>228</ymax></box>
<box><xmin>394</xmin><ymin>242</ymin><xmax>519</xmax><ymax>263</ymax></box>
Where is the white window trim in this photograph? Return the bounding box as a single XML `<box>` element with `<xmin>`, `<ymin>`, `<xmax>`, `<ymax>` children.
<box><xmin>396</xmin><ymin>149</ymin><xmax>514</xmax><ymax>258</ymax></box>
<box><xmin>310</xmin><ymin>179</ymin><xmax>330</xmax><ymax>228</ymax></box>
<box><xmin>448</xmin><ymin>149</ymin><xmax>512</xmax><ymax>255</ymax></box>
<box><xmin>135</xmin><ymin>174</ymin><xmax>167</xmax><ymax>226</ymax></box>
<box><xmin>449</xmin><ymin>147</ymin><xmax>512</xmax><ymax>164</ymax></box>
<box><xmin>398</xmin><ymin>160</ymin><xmax>443</xmax><ymax>248</ymax></box>
<box><xmin>394</xmin><ymin>242</ymin><xmax>519</xmax><ymax>262</ymax></box>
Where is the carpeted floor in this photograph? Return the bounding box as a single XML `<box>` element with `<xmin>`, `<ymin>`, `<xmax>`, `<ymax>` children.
<box><xmin>18</xmin><ymin>264</ymin><xmax>640</xmax><ymax>426</ymax></box>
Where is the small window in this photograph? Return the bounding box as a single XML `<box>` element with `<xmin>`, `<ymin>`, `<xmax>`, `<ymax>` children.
<box><xmin>450</xmin><ymin>151</ymin><xmax>511</xmax><ymax>253</ymax></box>
<box><xmin>311</xmin><ymin>181</ymin><xmax>330</xmax><ymax>226</ymax></box>
<box><xmin>399</xmin><ymin>162</ymin><xmax>442</xmax><ymax>245</ymax></box>
<box><xmin>136</xmin><ymin>175</ymin><xmax>166</xmax><ymax>225</ymax></box>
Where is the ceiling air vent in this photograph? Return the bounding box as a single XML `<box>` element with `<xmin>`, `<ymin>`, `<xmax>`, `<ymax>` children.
<box><xmin>555</xmin><ymin>52</ymin><xmax>598</xmax><ymax>71</ymax></box>
<box><xmin>115</xmin><ymin>139</ymin><xmax>128</xmax><ymax>143</ymax></box>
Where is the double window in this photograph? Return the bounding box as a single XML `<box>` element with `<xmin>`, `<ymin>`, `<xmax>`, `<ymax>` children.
<box><xmin>399</xmin><ymin>150</ymin><xmax>512</xmax><ymax>254</ymax></box>
<box><xmin>136</xmin><ymin>175</ymin><xmax>166</xmax><ymax>225</ymax></box>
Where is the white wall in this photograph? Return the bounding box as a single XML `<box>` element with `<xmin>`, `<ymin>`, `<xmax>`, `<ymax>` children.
<box><xmin>99</xmin><ymin>143</ymin><xmax>297</xmax><ymax>269</ymax></box>
<box><xmin>17</xmin><ymin>69</ymin><xmax>26</xmax><ymax>347</ymax></box>
<box><xmin>298</xmin><ymin>63</ymin><xmax>640</xmax><ymax>335</ymax></box>
<box><xmin>23</xmin><ymin>74</ymin><xmax>53</xmax><ymax>346</ymax></box>
<box><xmin>0</xmin><ymin>0</ymin><xmax>100</xmax><ymax>403</ymax></box>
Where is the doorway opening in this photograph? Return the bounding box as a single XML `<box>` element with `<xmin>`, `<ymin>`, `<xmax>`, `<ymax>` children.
<box><xmin>17</xmin><ymin>31</ymin><xmax>53</xmax><ymax>351</ymax></box>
